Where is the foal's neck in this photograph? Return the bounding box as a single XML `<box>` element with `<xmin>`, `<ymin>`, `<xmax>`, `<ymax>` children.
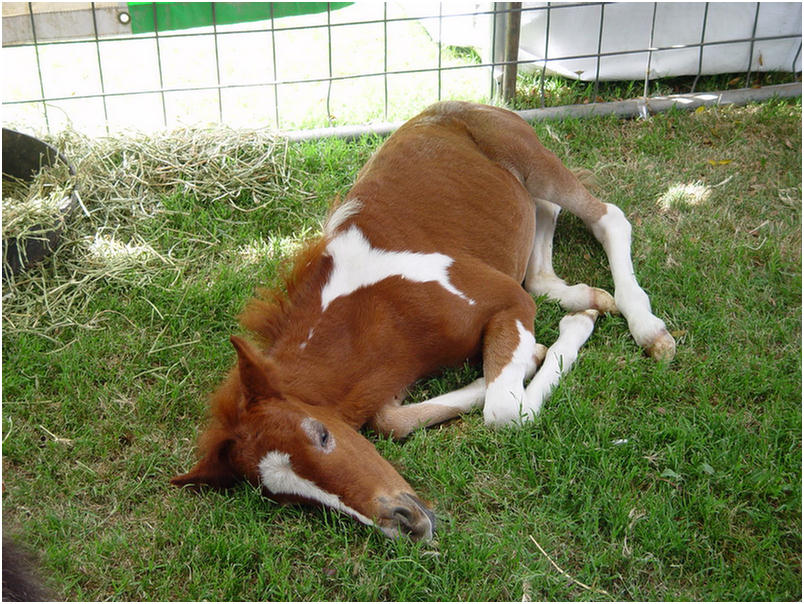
<box><xmin>268</xmin><ymin>294</ymin><xmax>419</xmax><ymax>428</ymax></box>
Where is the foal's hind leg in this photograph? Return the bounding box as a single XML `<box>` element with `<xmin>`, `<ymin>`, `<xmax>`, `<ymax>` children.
<box><xmin>539</xmin><ymin>188</ymin><xmax>675</xmax><ymax>360</ymax></box>
<box><xmin>586</xmin><ymin>202</ymin><xmax>675</xmax><ymax>360</ymax></box>
<box><xmin>451</xmin><ymin>104</ymin><xmax>675</xmax><ymax>361</ymax></box>
<box><xmin>525</xmin><ymin>198</ymin><xmax>617</xmax><ymax>313</ymax></box>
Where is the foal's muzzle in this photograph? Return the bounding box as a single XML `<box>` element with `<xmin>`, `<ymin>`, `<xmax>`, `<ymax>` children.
<box><xmin>377</xmin><ymin>493</ymin><xmax>436</xmax><ymax>541</ymax></box>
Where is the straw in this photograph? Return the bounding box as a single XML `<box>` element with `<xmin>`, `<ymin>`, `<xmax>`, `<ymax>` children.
<box><xmin>2</xmin><ymin>162</ymin><xmax>76</xmax><ymax>270</ymax></box>
<box><xmin>2</xmin><ymin>126</ymin><xmax>308</xmax><ymax>340</ymax></box>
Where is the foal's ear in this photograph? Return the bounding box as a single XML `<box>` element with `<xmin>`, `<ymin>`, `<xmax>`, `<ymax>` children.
<box><xmin>170</xmin><ymin>438</ymin><xmax>236</xmax><ymax>490</ymax></box>
<box><xmin>230</xmin><ymin>335</ymin><xmax>280</xmax><ymax>407</ymax></box>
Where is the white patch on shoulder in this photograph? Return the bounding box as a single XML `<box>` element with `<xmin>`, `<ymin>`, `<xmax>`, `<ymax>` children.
<box><xmin>320</xmin><ymin>225</ymin><xmax>475</xmax><ymax>311</ymax></box>
<box><xmin>324</xmin><ymin>198</ymin><xmax>364</xmax><ymax>236</ymax></box>
<box><xmin>258</xmin><ymin>450</ymin><xmax>374</xmax><ymax>526</ymax></box>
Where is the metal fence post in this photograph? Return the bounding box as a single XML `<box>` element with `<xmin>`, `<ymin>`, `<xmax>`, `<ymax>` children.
<box><xmin>501</xmin><ymin>2</ymin><xmax>522</xmax><ymax>104</ymax></box>
<box><xmin>744</xmin><ymin>3</ymin><xmax>761</xmax><ymax>87</ymax></box>
<box><xmin>26</xmin><ymin>2</ymin><xmax>50</xmax><ymax>132</ymax></box>
<box><xmin>539</xmin><ymin>3</ymin><xmax>552</xmax><ymax>108</ymax></box>
<box><xmin>90</xmin><ymin>3</ymin><xmax>110</xmax><ymax>134</ymax></box>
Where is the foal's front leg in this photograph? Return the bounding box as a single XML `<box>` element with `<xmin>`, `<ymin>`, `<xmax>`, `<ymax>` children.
<box><xmin>483</xmin><ymin>309</ymin><xmax>599</xmax><ymax>427</ymax></box>
<box><xmin>371</xmin><ymin>344</ymin><xmax>549</xmax><ymax>439</ymax></box>
<box><xmin>370</xmin><ymin>379</ymin><xmax>487</xmax><ymax>439</ymax></box>
<box><xmin>522</xmin><ymin>309</ymin><xmax>599</xmax><ymax>419</ymax></box>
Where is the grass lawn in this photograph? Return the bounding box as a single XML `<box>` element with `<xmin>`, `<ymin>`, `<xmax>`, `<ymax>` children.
<box><xmin>2</xmin><ymin>98</ymin><xmax>801</xmax><ymax>600</ymax></box>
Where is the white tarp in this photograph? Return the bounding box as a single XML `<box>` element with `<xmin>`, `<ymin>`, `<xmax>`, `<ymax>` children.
<box><xmin>424</xmin><ymin>2</ymin><xmax>802</xmax><ymax>81</ymax></box>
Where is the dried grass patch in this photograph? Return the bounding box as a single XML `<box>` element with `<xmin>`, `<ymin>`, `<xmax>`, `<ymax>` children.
<box><xmin>2</xmin><ymin>164</ymin><xmax>75</xmax><ymax>242</ymax></box>
<box><xmin>2</xmin><ymin>126</ymin><xmax>307</xmax><ymax>339</ymax></box>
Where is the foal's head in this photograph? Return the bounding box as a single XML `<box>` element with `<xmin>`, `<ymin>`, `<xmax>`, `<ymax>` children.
<box><xmin>171</xmin><ymin>336</ymin><xmax>435</xmax><ymax>540</ymax></box>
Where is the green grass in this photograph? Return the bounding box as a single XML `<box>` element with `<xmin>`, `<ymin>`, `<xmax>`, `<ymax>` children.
<box><xmin>2</xmin><ymin>99</ymin><xmax>801</xmax><ymax>601</ymax></box>
<box><xmin>511</xmin><ymin>70</ymin><xmax>800</xmax><ymax>110</ymax></box>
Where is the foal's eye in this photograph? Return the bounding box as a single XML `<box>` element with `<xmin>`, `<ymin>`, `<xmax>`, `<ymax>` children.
<box><xmin>314</xmin><ymin>424</ymin><xmax>334</xmax><ymax>452</ymax></box>
<box><xmin>301</xmin><ymin>417</ymin><xmax>335</xmax><ymax>452</ymax></box>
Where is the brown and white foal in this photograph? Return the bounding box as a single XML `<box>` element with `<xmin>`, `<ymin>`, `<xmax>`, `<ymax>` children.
<box><xmin>172</xmin><ymin>101</ymin><xmax>675</xmax><ymax>541</ymax></box>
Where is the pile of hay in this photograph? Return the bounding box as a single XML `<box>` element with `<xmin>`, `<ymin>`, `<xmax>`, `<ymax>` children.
<box><xmin>2</xmin><ymin>126</ymin><xmax>308</xmax><ymax>340</ymax></box>
<box><xmin>2</xmin><ymin>164</ymin><xmax>74</xmax><ymax>243</ymax></box>
<box><xmin>2</xmin><ymin>159</ymin><xmax>76</xmax><ymax>277</ymax></box>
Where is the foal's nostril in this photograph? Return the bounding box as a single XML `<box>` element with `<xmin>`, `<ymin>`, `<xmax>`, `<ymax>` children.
<box><xmin>401</xmin><ymin>493</ymin><xmax>437</xmax><ymax>534</ymax></box>
<box><xmin>378</xmin><ymin>494</ymin><xmax>435</xmax><ymax>540</ymax></box>
<box><xmin>392</xmin><ymin>506</ymin><xmax>416</xmax><ymax>533</ymax></box>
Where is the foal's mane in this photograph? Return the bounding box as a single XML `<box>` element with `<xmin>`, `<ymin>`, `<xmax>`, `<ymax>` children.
<box><xmin>200</xmin><ymin>235</ymin><xmax>332</xmax><ymax>441</ymax></box>
<box><xmin>238</xmin><ymin>235</ymin><xmax>332</xmax><ymax>348</ymax></box>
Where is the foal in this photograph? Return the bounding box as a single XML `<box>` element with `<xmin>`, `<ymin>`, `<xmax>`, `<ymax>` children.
<box><xmin>172</xmin><ymin>101</ymin><xmax>675</xmax><ymax>541</ymax></box>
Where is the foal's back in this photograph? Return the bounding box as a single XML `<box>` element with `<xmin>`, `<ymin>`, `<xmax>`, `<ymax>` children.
<box><xmin>334</xmin><ymin>103</ymin><xmax>537</xmax><ymax>283</ymax></box>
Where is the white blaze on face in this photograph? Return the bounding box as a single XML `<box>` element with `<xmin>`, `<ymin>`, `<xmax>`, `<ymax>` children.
<box><xmin>320</xmin><ymin>225</ymin><xmax>475</xmax><ymax>311</ymax></box>
<box><xmin>258</xmin><ymin>450</ymin><xmax>375</xmax><ymax>527</ymax></box>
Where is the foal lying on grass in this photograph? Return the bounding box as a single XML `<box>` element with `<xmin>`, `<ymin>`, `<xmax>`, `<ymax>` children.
<box><xmin>172</xmin><ymin>101</ymin><xmax>675</xmax><ymax>541</ymax></box>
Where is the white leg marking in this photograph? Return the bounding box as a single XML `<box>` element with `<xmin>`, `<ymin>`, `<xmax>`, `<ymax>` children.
<box><xmin>422</xmin><ymin>377</ymin><xmax>487</xmax><ymax>411</ymax></box>
<box><xmin>525</xmin><ymin>199</ymin><xmax>616</xmax><ymax>313</ymax></box>
<box><xmin>528</xmin><ymin>275</ymin><xmax>614</xmax><ymax>312</ymax></box>
<box><xmin>259</xmin><ymin>451</ymin><xmax>374</xmax><ymax>527</ymax></box>
<box><xmin>375</xmin><ymin>378</ymin><xmax>488</xmax><ymax>438</ymax></box>
<box><xmin>591</xmin><ymin>204</ymin><xmax>674</xmax><ymax>359</ymax></box>
<box><xmin>525</xmin><ymin>199</ymin><xmax>561</xmax><ymax>284</ymax></box>
<box><xmin>320</xmin><ymin>226</ymin><xmax>475</xmax><ymax>311</ymax></box>
<box><xmin>483</xmin><ymin>320</ymin><xmax>539</xmax><ymax>427</ymax></box>
<box><xmin>520</xmin><ymin>310</ymin><xmax>598</xmax><ymax>421</ymax></box>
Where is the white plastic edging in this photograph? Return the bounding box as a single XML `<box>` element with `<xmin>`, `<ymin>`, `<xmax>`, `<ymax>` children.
<box><xmin>283</xmin><ymin>82</ymin><xmax>801</xmax><ymax>142</ymax></box>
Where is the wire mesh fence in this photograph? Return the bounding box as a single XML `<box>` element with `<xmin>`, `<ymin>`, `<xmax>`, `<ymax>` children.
<box><xmin>2</xmin><ymin>2</ymin><xmax>801</xmax><ymax>136</ymax></box>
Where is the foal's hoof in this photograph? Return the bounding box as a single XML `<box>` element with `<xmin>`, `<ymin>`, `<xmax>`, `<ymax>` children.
<box><xmin>647</xmin><ymin>329</ymin><xmax>676</xmax><ymax>362</ymax></box>
<box><xmin>591</xmin><ymin>287</ymin><xmax>618</xmax><ymax>314</ymax></box>
<box><xmin>484</xmin><ymin>409</ymin><xmax>520</xmax><ymax>428</ymax></box>
<box><xmin>533</xmin><ymin>343</ymin><xmax>548</xmax><ymax>368</ymax></box>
